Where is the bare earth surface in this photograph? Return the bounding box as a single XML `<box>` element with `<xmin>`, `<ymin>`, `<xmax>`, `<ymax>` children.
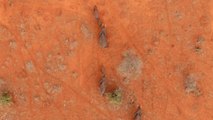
<box><xmin>0</xmin><ymin>0</ymin><xmax>213</xmax><ymax>120</ymax></box>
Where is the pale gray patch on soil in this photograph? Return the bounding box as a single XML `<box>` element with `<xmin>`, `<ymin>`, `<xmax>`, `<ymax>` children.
<box><xmin>33</xmin><ymin>95</ymin><xmax>41</xmax><ymax>103</ymax></box>
<box><xmin>45</xmin><ymin>54</ymin><xmax>67</xmax><ymax>73</ymax></box>
<box><xmin>25</xmin><ymin>61</ymin><xmax>35</xmax><ymax>73</ymax></box>
<box><xmin>63</xmin><ymin>38</ymin><xmax>78</xmax><ymax>56</ymax></box>
<box><xmin>69</xmin><ymin>40</ymin><xmax>78</xmax><ymax>50</ymax></box>
<box><xmin>117</xmin><ymin>50</ymin><xmax>143</xmax><ymax>82</ymax></box>
<box><xmin>71</xmin><ymin>71</ymin><xmax>78</xmax><ymax>79</ymax></box>
<box><xmin>0</xmin><ymin>78</ymin><xmax>6</xmax><ymax>87</ymax></box>
<box><xmin>14</xmin><ymin>92</ymin><xmax>27</xmax><ymax>105</ymax></box>
<box><xmin>81</xmin><ymin>23</ymin><xmax>93</xmax><ymax>40</ymax></box>
<box><xmin>19</xmin><ymin>22</ymin><xmax>26</xmax><ymax>37</ymax></box>
<box><xmin>44</xmin><ymin>81</ymin><xmax>62</xmax><ymax>95</ymax></box>
<box><xmin>184</xmin><ymin>74</ymin><xmax>201</xmax><ymax>96</ymax></box>
<box><xmin>9</xmin><ymin>40</ymin><xmax>17</xmax><ymax>49</ymax></box>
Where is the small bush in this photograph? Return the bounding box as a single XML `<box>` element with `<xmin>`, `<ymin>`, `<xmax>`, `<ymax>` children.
<box><xmin>106</xmin><ymin>89</ymin><xmax>122</xmax><ymax>105</ymax></box>
<box><xmin>0</xmin><ymin>91</ymin><xmax>12</xmax><ymax>105</ymax></box>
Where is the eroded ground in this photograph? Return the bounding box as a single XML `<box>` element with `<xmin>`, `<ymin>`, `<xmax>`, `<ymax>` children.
<box><xmin>0</xmin><ymin>0</ymin><xmax>213</xmax><ymax>120</ymax></box>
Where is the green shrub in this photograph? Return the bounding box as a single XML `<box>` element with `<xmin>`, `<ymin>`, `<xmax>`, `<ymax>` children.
<box><xmin>0</xmin><ymin>91</ymin><xmax>12</xmax><ymax>105</ymax></box>
<box><xmin>106</xmin><ymin>89</ymin><xmax>122</xmax><ymax>105</ymax></box>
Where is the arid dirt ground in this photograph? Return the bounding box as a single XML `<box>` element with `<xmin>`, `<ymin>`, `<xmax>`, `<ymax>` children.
<box><xmin>0</xmin><ymin>0</ymin><xmax>213</xmax><ymax>120</ymax></box>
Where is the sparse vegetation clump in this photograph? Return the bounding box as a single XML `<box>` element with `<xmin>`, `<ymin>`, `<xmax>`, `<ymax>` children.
<box><xmin>0</xmin><ymin>91</ymin><xmax>12</xmax><ymax>105</ymax></box>
<box><xmin>117</xmin><ymin>50</ymin><xmax>142</xmax><ymax>82</ymax></box>
<box><xmin>194</xmin><ymin>36</ymin><xmax>205</xmax><ymax>53</ymax></box>
<box><xmin>184</xmin><ymin>74</ymin><xmax>201</xmax><ymax>96</ymax></box>
<box><xmin>106</xmin><ymin>89</ymin><xmax>122</xmax><ymax>105</ymax></box>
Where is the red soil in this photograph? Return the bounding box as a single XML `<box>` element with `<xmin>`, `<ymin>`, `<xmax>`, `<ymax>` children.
<box><xmin>0</xmin><ymin>0</ymin><xmax>213</xmax><ymax>120</ymax></box>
